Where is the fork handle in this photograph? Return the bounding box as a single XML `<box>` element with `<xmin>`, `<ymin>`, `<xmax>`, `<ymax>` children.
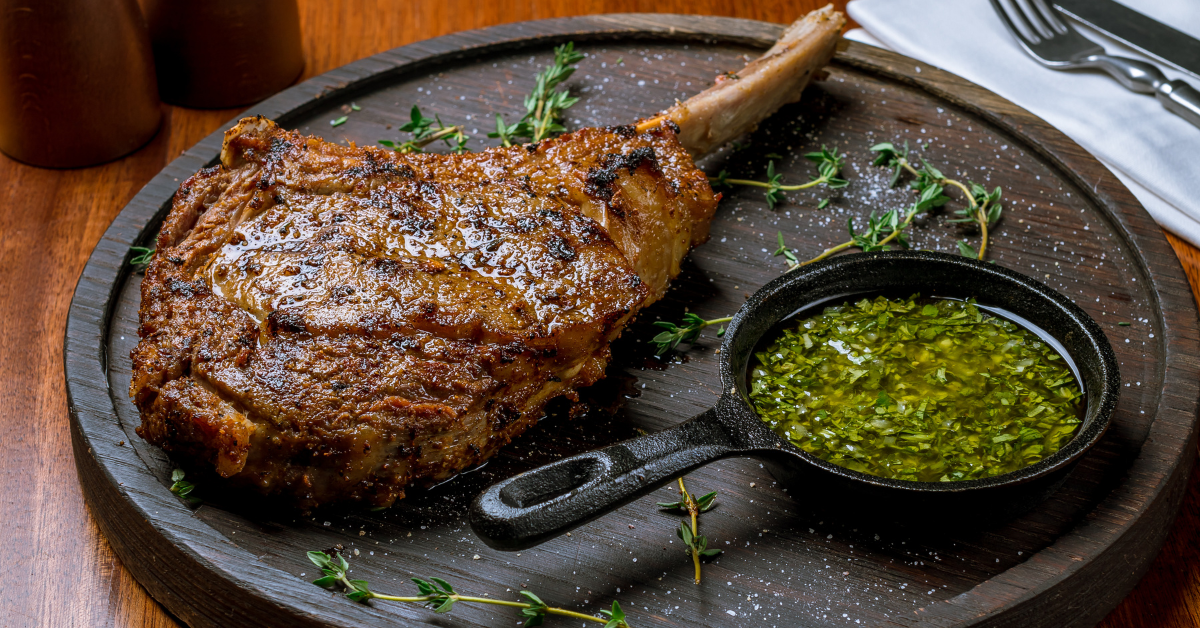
<box><xmin>1084</xmin><ymin>54</ymin><xmax>1200</xmax><ymax>129</ymax></box>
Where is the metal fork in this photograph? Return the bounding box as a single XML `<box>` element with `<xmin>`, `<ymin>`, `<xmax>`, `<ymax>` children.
<box><xmin>990</xmin><ymin>0</ymin><xmax>1200</xmax><ymax>129</ymax></box>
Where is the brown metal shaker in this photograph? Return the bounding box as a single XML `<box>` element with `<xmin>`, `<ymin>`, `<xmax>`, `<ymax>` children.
<box><xmin>143</xmin><ymin>0</ymin><xmax>304</xmax><ymax>108</ymax></box>
<box><xmin>0</xmin><ymin>0</ymin><xmax>162</xmax><ymax>168</ymax></box>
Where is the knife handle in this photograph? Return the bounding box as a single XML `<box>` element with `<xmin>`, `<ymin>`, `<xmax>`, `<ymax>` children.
<box><xmin>1159</xmin><ymin>80</ymin><xmax>1200</xmax><ymax>129</ymax></box>
<box><xmin>1085</xmin><ymin>54</ymin><xmax>1200</xmax><ymax>129</ymax></box>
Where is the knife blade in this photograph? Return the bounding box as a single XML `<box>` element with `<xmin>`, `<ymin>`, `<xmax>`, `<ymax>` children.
<box><xmin>1053</xmin><ymin>0</ymin><xmax>1200</xmax><ymax>81</ymax></box>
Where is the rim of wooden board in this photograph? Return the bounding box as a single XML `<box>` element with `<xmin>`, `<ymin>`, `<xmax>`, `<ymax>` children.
<box><xmin>64</xmin><ymin>13</ymin><xmax>1200</xmax><ymax>628</ymax></box>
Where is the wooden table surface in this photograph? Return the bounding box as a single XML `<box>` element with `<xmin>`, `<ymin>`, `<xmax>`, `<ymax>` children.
<box><xmin>2</xmin><ymin>1</ymin><xmax>1197</xmax><ymax>626</ymax></box>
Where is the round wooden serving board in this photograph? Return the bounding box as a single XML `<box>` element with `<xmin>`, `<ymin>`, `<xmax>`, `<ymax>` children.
<box><xmin>65</xmin><ymin>14</ymin><xmax>1200</xmax><ymax>628</ymax></box>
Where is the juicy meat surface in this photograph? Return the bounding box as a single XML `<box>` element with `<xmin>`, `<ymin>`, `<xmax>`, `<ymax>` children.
<box><xmin>131</xmin><ymin>119</ymin><xmax>717</xmax><ymax>508</ymax></box>
<box><xmin>130</xmin><ymin>5</ymin><xmax>845</xmax><ymax>509</ymax></box>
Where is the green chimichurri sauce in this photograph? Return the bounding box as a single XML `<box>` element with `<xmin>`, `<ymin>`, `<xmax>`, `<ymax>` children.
<box><xmin>748</xmin><ymin>295</ymin><xmax>1084</xmax><ymax>482</ymax></box>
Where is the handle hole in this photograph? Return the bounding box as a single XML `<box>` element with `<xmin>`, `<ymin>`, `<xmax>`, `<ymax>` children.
<box><xmin>499</xmin><ymin>458</ymin><xmax>600</xmax><ymax>508</ymax></box>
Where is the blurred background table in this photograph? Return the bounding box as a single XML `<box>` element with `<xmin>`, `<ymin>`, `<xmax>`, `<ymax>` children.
<box><xmin>1</xmin><ymin>1</ymin><xmax>1197</xmax><ymax>626</ymax></box>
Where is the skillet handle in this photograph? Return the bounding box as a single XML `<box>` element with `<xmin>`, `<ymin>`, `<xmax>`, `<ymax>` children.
<box><xmin>470</xmin><ymin>404</ymin><xmax>736</xmax><ymax>550</ymax></box>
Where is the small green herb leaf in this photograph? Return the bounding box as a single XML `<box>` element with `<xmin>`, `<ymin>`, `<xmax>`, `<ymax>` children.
<box><xmin>312</xmin><ymin>575</ymin><xmax>338</xmax><ymax>588</ymax></box>
<box><xmin>774</xmin><ymin>231</ymin><xmax>800</xmax><ymax>271</ymax></box>
<box><xmin>307</xmin><ymin>550</ymin><xmax>333</xmax><ymax>570</ymax></box>
<box><xmin>168</xmin><ymin>469</ymin><xmax>200</xmax><ymax>504</ymax></box>
<box><xmin>129</xmin><ymin>246</ymin><xmax>155</xmax><ymax>267</ymax></box>
<box><xmin>600</xmin><ymin>601</ymin><xmax>627</xmax><ymax>628</ymax></box>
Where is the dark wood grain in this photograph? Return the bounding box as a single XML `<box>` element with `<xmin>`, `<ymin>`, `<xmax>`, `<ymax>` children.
<box><xmin>5</xmin><ymin>2</ymin><xmax>1200</xmax><ymax>627</ymax></box>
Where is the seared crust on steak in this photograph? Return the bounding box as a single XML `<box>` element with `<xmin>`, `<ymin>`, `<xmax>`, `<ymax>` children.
<box><xmin>131</xmin><ymin>119</ymin><xmax>717</xmax><ymax>508</ymax></box>
<box><xmin>130</xmin><ymin>7</ymin><xmax>844</xmax><ymax>509</ymax></box>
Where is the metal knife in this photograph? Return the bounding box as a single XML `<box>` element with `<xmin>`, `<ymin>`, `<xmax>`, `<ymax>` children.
<box><xmin>1054</xmin><ymin>0</ymin><xmax>1200</xmax><ymax>81</ymax></box>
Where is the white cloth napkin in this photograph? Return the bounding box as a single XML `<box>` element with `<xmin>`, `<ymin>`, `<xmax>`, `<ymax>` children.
<box><xmin>844</xmin><ymin>0</ymin><xmax>1200</xmax><ymax>247</ymax></box>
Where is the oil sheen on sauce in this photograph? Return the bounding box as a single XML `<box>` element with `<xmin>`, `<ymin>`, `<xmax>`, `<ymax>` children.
<box><xmin>748</xmin><ymin>295</ymin><xmax>1084</xmax><ymax>482</ymax></box>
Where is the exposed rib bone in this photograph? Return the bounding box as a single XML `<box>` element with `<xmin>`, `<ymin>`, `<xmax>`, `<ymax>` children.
<box><xmin>638</xmin><ymin>5</ymin><xmax>846</xmax><ymax>155</ymax></box>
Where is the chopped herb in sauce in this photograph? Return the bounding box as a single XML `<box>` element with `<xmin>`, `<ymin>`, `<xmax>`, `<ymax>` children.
<box><xmin>749</xmin><ymin>295</ymin><xmax>1083</xmax><ymax>482</ymax></box>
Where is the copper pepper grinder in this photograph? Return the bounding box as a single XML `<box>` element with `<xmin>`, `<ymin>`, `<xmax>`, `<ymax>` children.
<box><xmin>0</xmin><ymin>0</ymin><xmax>162</xmax><ymax>168</ymax></box>
<box><xmin>143</xmin><ymin>0</ymin><xmax>304</xmax><ymax>108</ymax></box>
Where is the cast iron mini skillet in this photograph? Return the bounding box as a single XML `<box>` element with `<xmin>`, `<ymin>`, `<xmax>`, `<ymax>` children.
<box><xmin>470</xmin><ymin>251</ymin><xmax>1120</xmax><ymax>551</ymax></box>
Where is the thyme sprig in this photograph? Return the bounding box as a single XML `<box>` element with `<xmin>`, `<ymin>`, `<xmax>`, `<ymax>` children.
<box><xmin>307</xmin><ymin>551</ymin><xmax>629</xmax><ymax>627</ymax></box>
<box><xmin>709</xmin><ymin>147</ymin><xmax>847</xmax><ymax>209</ymax></box>
<box><xmin>658</xmin><ymin>478</ymin><xmax>721</xmax><ymax>583</ymax></box>
<box><xmin>871</xmin><ymin>141</ymin><xmax>1003</xmax><ymax>259</ymax></box>
<box><xmin>490</xmin><ymin>42</ymin><xmax>585</xmax><ymax>146</ymax></box>
<box><xmin>781</xmin><ymin>153</ymin><xmax>952</xmax><ymax>270</ymax></box>
<box><xmin>649</xmin><ymin>313</ymin><xmax>732</xmax><ymax>355</ymax></box>
<box><xmin>379</xmin><ymin>105</ymin><xmax>470</xmax><ymax>154</ymax></box>
<box><xmin>169</xmin><ymin>469</ymin><xmax>199</xmax><ymax>504</ymax></box>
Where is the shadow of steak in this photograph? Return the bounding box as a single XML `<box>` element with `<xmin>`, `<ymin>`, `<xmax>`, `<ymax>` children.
<box><xmin>130</xmin><ymin>6</ymin><xmax>845</xmax><ymax>509</ymax></box>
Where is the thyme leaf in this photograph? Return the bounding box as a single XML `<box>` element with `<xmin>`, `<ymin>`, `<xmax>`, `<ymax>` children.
<box><xmin>169</xmin><ymin>469</ymin><xmax>199</xmax><ymax>504</ymax></box>
<box><xmin>774</xmin><ymin>231</ymin><xmax>801</xmax><ymax>271</ymax></box>
<box><xmin>129</xmin><ymin>246</ymin><xmax>155</xmax><ymax>267</ymax></box>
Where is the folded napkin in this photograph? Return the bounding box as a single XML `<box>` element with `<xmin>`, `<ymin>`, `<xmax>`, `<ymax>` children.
<box><xmin>845</xmin><ymin>0</ymin><xmax>1200</xmax><ymax>247</ymax></box>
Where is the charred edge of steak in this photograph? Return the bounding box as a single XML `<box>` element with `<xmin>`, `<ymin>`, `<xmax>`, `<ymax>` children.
<box><xmin>546</xmin><ymin>234</ymin><xmax>576</xmax><ymax>261</ymax></box>
<box><xmin>345</xmin><ymin>156</ymin><xmax>416</xmax><ymax>180</ymax></box>
<box><xmin>267</xmin><ymin>309</ymin><xmax>309</xmax><ymax>336</ymax></box>
<box><xmin>606</xmin><ymin>124</ymin><xmax>637</xmax><ymax>139</ymax></box>
<box><xmin>583</xmin><ymin>146</ymin><xmax>661</xmax><ymax>203</ymax></box>
<box><xmin>168</xmin><ymin>278</ymin><xmax>210</xmax><ymax>298</ymax></box>
<box><xmin>488</xmin><ymin>402</ymin><xmax>523</xmax><ymax>431</ymax></box>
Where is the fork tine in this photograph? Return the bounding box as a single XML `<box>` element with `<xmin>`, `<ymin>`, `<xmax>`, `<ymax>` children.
<box><xmin>990</xmin><ymin>0</ymin><xmax>1041</xmax><ymax>46</ymax></box>
<box><xmin>1014</xmin><ymin>0</ymin><xmax>1055</xmax><ymax>40</ymax></box>
<box><xmin>1029</xmin><ymin>0</ymin><xmax>1069</xmax><ymax>34</ymax></box>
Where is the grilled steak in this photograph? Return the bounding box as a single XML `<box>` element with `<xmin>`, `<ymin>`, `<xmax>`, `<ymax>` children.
<box><xmin>130</xmin><ymin>6</ymin><xmax>845</xmax><ymax>509</ymax></box>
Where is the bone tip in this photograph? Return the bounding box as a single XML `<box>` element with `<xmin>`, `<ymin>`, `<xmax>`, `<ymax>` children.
<box><xmin>804</xmin><ymin>4</ymin><xmax>846</xmax><ymax>28</ymax></box>
<box><xmin>221</xmin><ymin>116</ymin><xmax>275</xmax><ymax>167</ymax></box>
